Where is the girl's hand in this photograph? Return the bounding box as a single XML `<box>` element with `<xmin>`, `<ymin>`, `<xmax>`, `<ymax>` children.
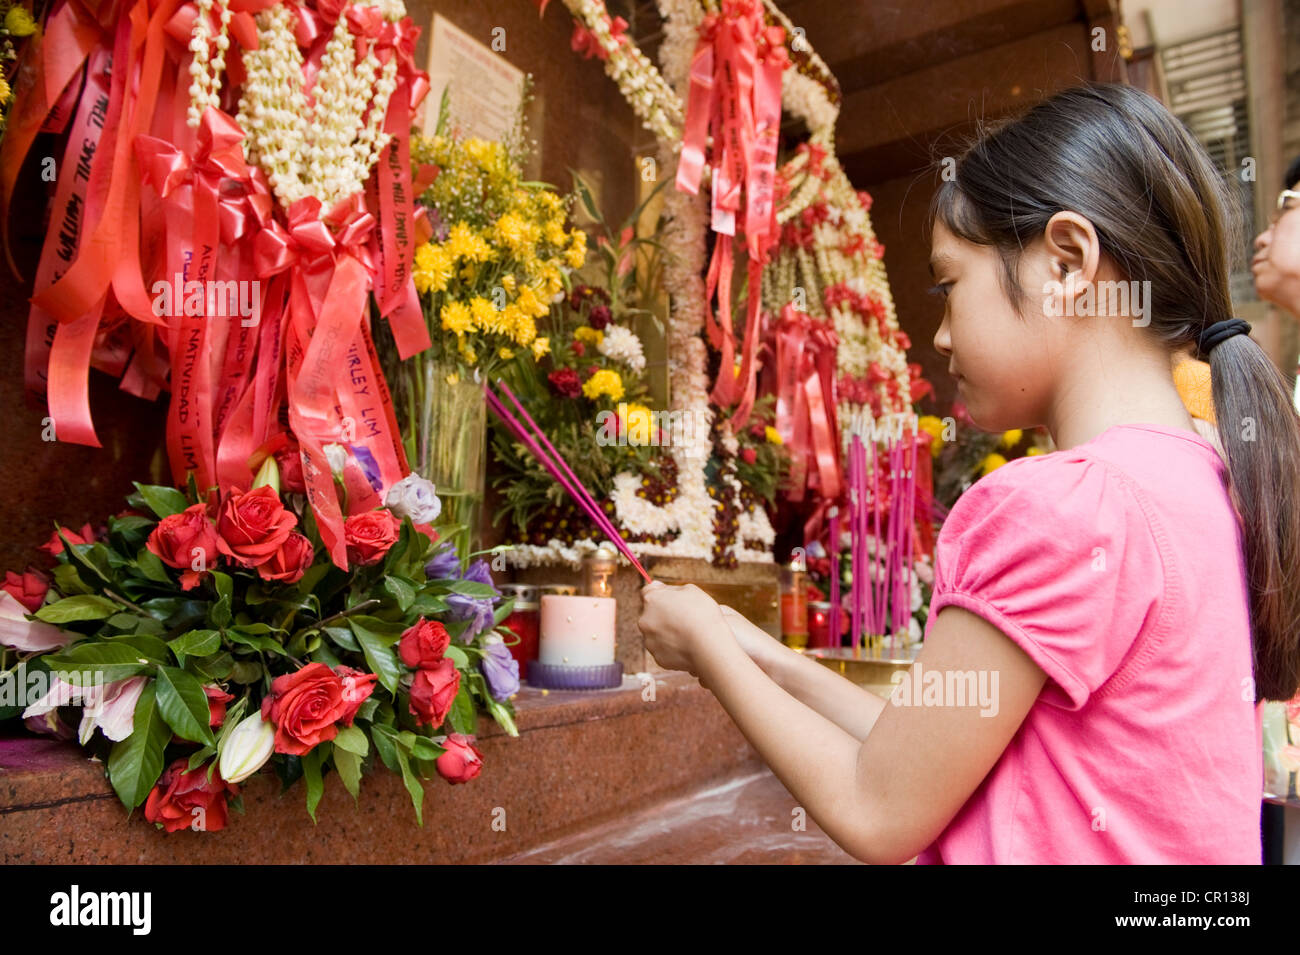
<box><xmin>638</xmin><ymin>580</ymin><xmax>731</xmax><ymax>677</ymax></box>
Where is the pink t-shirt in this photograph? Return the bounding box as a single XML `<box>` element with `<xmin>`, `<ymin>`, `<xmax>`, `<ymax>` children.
<box><xmin>915</xmin><ymin>422</ymin><xmax>1263</xmax><ymax>864</ymax></box>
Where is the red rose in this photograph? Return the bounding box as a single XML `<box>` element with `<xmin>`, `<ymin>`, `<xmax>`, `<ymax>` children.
<box><xmin>147</xmin><ymin>503</ymin><xmax>220</xmax><ymax>590</ymax></box>
<box><xmin>274</xmin><ymin>444</ymin><xmax>306</xmax><ymax>495</ymax></box>
<box><xmin>343</xmin><ymin>509</ymin><xmax>401</xmax><ymax>566</ymax></box>
<box><xmin>435</xmin><ymin>733</ymin><xmax>484</xmax><ymax>785</ymax></box>
<box><xmin>399</xmin><ymin>618</ymin><xmax>451</xmax><ymax>668</ymax></box>
<box><xmin>260</xmin><ymin>662</ymin><xmax>353</xmax><ymax>755</ymax></box>
<box><xmin>741</xmin><ymin>447</ymin><xmax>757</xmax><ymax>465</ymax></box>
<box><xmin>337</xmin><ymin>665</ymin><xmax>378</xmax><ymax>725</ymax></box>
<box><xmin>204</xmin><ymin>685</ymin><xmax>235</xmax><ymax>727</ymax></box>
<box><xmin>547</xmin><ymin>367</ymin><xmax>581</xmax><ymax>398</ymax></box>
<box><xmin>143</xmin><ymin>758</ymin><xmax>238</xmax><ymax>833</ymax></box>
<box><xmin>258</xmin><ymin>532</ymin><xmax>314</xmax><ymax>584</ymax></box>
<box><xmin>2</xmin><ymin>569</ymin><xmax>49</xmax><ymax>613</ymax></box>
<box><xmin>215</xmin><ymin>485</ymin><xmax>297</xmax><ymax>568</ymax></box>
<box><xmin>408</xmin><ymin>657</ymin><xmax>460</xmax><ymax>728</ymax></box>
<box><xmin>39</xmin><ymin>523</ymin><xmax>95</xmax><ymax>558</ymax></box>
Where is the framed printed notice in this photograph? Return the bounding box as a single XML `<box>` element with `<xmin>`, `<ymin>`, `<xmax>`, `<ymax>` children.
<box><xmin>421</xmin><ymin>13</ymin><xmax>525</xmax><ymax>142</ymax></box>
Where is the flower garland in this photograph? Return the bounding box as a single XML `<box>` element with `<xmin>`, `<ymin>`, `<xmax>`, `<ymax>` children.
<box><xmin>186</xmin><ymin>0</ymin><xmax>233</xmax><ymax>127</ymax></box>
<box><xmin>237</xmin><ymin>0</ymin><xmax>402</xmax><ymax>210</ymax></box>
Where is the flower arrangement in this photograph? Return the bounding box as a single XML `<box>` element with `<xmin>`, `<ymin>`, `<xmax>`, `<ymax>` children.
<box><xmin>0</xmin><ymin>462</ymin><xmax>520</xmax><ymax>833</ymax></box>
<box><xmin>401</xmin><ymin>84</ymin><xmax>584</xmax><ymax>384</ymax></box>
<box><xmin>489</xmin><ymin>172</ymin><xmax>666</xmax><ymax>546</ymax></box>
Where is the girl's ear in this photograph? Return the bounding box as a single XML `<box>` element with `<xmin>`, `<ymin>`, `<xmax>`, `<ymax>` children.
<box><xmin>1042</xmin><ymin>211</ymin><xmax>1100</xmax><ymax>284</ymax></box>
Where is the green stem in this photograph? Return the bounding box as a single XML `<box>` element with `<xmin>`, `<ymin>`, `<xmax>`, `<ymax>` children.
<box><xmin>286</xmin><ymin>598</ymin><xmax>381</xmax><ymax>646</ymax></box>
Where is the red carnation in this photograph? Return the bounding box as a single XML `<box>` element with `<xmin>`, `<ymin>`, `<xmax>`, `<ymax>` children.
<box><xmin>548</xmin><ymin>367</ymin><xmax>581</xmax><ymax>398</ymax></box>
<box><xmin>588</xmin><ymin>305</ymin><xmax>611</xmax><ymax>330</ymax></box>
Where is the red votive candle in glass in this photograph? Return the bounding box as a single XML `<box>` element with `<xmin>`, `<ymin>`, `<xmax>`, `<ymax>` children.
<box><xmin>499</xmin><ymin>584</ymin><xmax>540</xmax><ymax>672</ymax></box>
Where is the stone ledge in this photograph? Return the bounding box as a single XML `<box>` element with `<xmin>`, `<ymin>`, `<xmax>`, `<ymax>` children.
<box><xmin>0</xmin><ymin>670</ymin><xmax>762</xmax><ymax>864</ymax></box>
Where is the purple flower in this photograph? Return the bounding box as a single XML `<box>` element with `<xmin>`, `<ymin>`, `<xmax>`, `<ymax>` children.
<box><xmin>349</xmin><ymin>445</ymin><xmax>383</xmax><ymax>491</ymax></box>
<box><xmin>424</xmin><ymin>541</ymin><xmax>460</xmax><ymax>580</ymax></box>
<box><xmin>447</xmin><ymin>558</ymin><xmax>498</xmax><ymax>643</ymax></box>
<box><xmin>479</xmin><ymin>635</ymin><xmax>520</xmax><ymax>701</ymax></box>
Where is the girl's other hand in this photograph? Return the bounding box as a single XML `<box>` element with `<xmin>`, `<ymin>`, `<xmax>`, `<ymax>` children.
<box><xmin>719</xmin><ymin>604</ymin><xmax>784</xmax><ymax>671</ymax></box>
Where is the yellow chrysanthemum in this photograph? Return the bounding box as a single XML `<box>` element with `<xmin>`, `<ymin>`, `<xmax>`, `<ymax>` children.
<box><xmin>1000</xmin><ymin>429</ymin><xmax>1023</xmax><ymax>449</ymax></box>
<box><xmin>620</xmin><ymin>403</ymin><xmax>654</xmax><ymax>445</ymax></box>
<box><xmin>1026</xmin><ymin>447</ymin><xmax>1044</xmax><ymax>456</ymax></box>
<box><xmin>918</xmin><ymin>414</ymin><xmax>947</xmax><ymax>457</ymax></box>
<box><xmin>980</xmin><ymin>453</ymin><xmax>1008</xmax><ymax>475</ymax></box>
<box><xmin>582</xmin><ymin>369</ymin><xmax>624</xmax><ymax>403</ymax></box>
<box><xmin>764</xmin><ymin>426</ymin><xmax>783</xmax><ymax>445</ymax></box>
<box><xmin>413</xmin><ymin>243</ymin><xmax>454</xmax><ymax>295</ymax></box>
<box><xmin>0</xmin><ymin>77</ymin><xmax>10</xmax><ymax>103</ymax></box>
<box><xmin>499</xmin><ymin>347</ymin><xmax>515</xmax><ymax>360</ymax></box>
<box><xmin>543</xmin><ymin>220</ymin><xmax>567</xmax><ymax>248</ymax></box>
<box><xmin>573</xmin><ymin>326</ymin><xmax>604</xmax><ymax>347</ymax></box>
<box><xmin>458</xmin><ymin>336</ymin><xmax>478</xmax><ymax>365</ymax></box>
<box><xmin>501</xmin><ymin>274</ymin><xmax>517</xmax><ymax>294</ymax></box>
<box><xmin>531</xmin><ymin>337</ymin><xmax>550</xmax><ymax>360</ymax></box>
<box><xmin>470</xmin><ymin>296</ymin><xmax>506</xmax><ymax>334</ymax></box>
<box><xmin>512</xmin><ymin>313</ymin><xmax>538</xmax><ymax>348</ymax></box>
<box><xmin>515</xmin><ymin>283</ymin><xmax>549</xmax><ymax>319</ymax></box>
<box><xmin>5</xmin><ymin>6</ymin><xmax>38</xmax><ymax>36</ymax></box>
<box><xmin>564</xmin><ymin>241</ymin><xmax>586</xmax><ymax>270</ymax></box>
<box><xmin>446</xmin><ymin>222</ymin><xmax>493</xmax><ymax>264</ymax></box>
<box><xmin>440</xmin><ymin>301</ymin><xmax>473</xmax><ymax>335</ymax></box>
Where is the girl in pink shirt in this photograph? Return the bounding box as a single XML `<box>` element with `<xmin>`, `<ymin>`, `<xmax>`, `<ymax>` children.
<box><xmin>636</xmin><ymin>83</ymin><xmax>1300</xmax><ymax>864</ymax></box>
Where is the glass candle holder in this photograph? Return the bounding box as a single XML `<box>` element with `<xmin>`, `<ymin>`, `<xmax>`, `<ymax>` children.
<box><xmin>779</xmin><ymin>562</ymin><xmax>808</xmax><ymax>649</ymax></box>
<box><xmin>581</xmin><ymin>544</ymin><xmax>619</xmax><ymax>598</ymax></box>
<box><xmin>498</xmin><ymin>583</ymin><xmax>540</xmax><ymax>670</ymax></box>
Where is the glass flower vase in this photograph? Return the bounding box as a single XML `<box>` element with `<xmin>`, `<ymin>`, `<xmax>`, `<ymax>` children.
<box><xmin>406</xmin><ymin>357</ymin><xmax>486</xmax><ymax>560</ymax></box>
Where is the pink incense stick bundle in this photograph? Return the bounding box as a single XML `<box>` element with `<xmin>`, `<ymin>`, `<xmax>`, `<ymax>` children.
<box><xmin>486</xmin><ymin>380</ymin><xmax>652</xmax><ymax>584</ymax></box>
<box><xmin>828</xmin><ymin>507</ymin><xmax>840</xmax><ymax>649</ymax></box>
<box><xmin>848</xmin><ymin>433</ymin><xmax>862</xmax><ymax>651</ymax></box>
<box><xmin>870</xmin><ymin>436</ymin><xmax>883</xmax><ymax>636</ymax></box>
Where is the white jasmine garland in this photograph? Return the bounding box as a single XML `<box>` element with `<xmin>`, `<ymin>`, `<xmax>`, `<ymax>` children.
<box><xmin>186</xmin><ymin>0</ymin><xmax>233</xmax><ymax>127</ymax></box>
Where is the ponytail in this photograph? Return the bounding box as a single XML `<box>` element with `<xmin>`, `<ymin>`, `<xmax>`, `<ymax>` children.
<box><xmin>1205</xmin><ymin>332</ymin><xmax>1300</xmax><ymax>701</ymax></box>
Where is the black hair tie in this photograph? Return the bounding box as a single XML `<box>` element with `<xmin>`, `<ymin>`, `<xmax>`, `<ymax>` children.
<box><xmin>1197</xmin><ymin>319</ymin><xmax>1251</xmax><ymax>360</ymax></box>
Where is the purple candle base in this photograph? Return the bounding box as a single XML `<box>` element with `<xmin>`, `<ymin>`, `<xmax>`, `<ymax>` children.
<box><xmin>526</xmin><ymin>660</ymin><xmax>624</xmax><ymax>691</ymax></box>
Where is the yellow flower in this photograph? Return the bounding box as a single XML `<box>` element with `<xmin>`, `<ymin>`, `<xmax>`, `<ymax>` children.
<box><xmin>515</xmin><ymin>283</ymin><xmax>549</xmax><ymax>319</ymax></box>
<box><xmin>470</xmin><ymin>296</ymin><xmax>506</xmax><ymax>334</ymax></box>
<box><xmin>980</xmin><ymin>453</ymin><xmax>1008</xmax><ymax>475</ymax></box>
<box><xmin>1026</xmin><ymin>447</ymin><xmax>1044</xmax><ymax>456</ymax></box>
<box><xmin>440</xmin><ymin>301</ymin><xmax>473</xmax><ymax>335</ymax></box>
<box><xmin>413</xmin><ymin>243</ymin><xmax>454</xmax><ymax>295</ymax></box>
<box><xmin>918</xmin><ymin>415</ymin><xmax>947</xmax><ymax>457</ymax></box>
<box><xmin>445</xmin><ymin>371</ymin><xmax>460</xmax><ymax>385</ymax></box>
<box><xmin>446</xmin><ymin>222</ymin><xmax>493</xmax><ymax>264</ymax></box>
<box><xmin>764</xmin><ymin>426</ymin><xmax>783</xmax><ymax>445</ymax></box>
<box><xmin>620</xmin><ymin>403</ymin><xmax>654</xmax><ymax>445</ymax></box>
<box><xmin>5</xmin><ymin>6</ymin><xmax>38</xmax><ymax>36</ymax></box>
<box><xmin>543</xmin><ymin>220</ymin><xmax>568</xmax><ymax>248</ymax></box>
<box><xmin>574</xmin><ymin>326</ymin><xmax>604</xmax><ymax>347</ymax></box>
<box><xmin>501</xmin><ymin>273</ymin><xmax>517</xmax><ymax>294</ymax></box>
<box><xmin>509</xmin><ymin>307</ymin><xmax>537</xmax><ymax>347</ymax></box>
<box><xmin>531</xmin><ymin>337</ymin><xmax>551</xmax><ymax>360</ymax></box>
<box><xmin>458</xmin><ymin>337</ymin><xmax>478</xmax><ymax>365</ymax></box>
<box><xmin>1000</xmin><ymin>429</ymin><xmax>1023</xmax><ymax>449</ymax></box>
<box><xmin>0</xmin><ymin>77</ymin><xmax>9</xmax><ymax>103</ymax></box>
<box><xmin>499</xmin><ymin>347</ymin><xmax>515</xmax><ymax>360</ymax></box>
<box><xmin>582</xmin><ymin>369</ymin><xmax>624</xmax><ymax>403</ymax></box>
<box><xmin>564</xmin><ymin>241</ymin><xmax>587</xmax><ymax>270</ymax></box>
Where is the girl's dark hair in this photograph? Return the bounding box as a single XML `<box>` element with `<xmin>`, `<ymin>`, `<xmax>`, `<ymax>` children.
<box><xmin>930</xmin><ymin>82</ymin><xmax>1300</xmax><ymax>702</ymax></box>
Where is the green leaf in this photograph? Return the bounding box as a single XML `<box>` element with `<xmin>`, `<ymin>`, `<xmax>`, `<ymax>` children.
<box><xmin>168</xmin><ymin>629</ymin><xmax>220</xmax><ymax>666</ymax></box>
<box><xmin>444</xmin><ymin>579</ymin><xmax>499</xmax><ymax>598</ymax></box>
<box><xmin>445</xmin><ymin>645</ymin><xmax>470</xmax><ymax>669</ymax></box>
<box><xmin>210</xmin><ymin>572</ymin><xmax>233</xmax><ymax>628</ymax></box>
<box><xmin>492</xmin><ymin>597</ymin><xmax>517</xmax><ymax>626</ymax></box>
<box><xmin>106</xmin><ymin>683</ymin><xmax>170</xmax><ymax>810</ymax></box>
<box><xmin>393</xmin><ymin>745</ymin><xmax>425</xmax><ymax>827</ymax></box>
<box><xmin>192</xmin><ymin>651</ymin><xmax>234</xmax><ymax>682</ymax></box>
<box><xmin>35</xmin><ymin>594</ymin><xmax>117</xmax><ymax>623</ymax></box>
<box><xmin>349</xmin><ymin>620</ymin><xmax>402</xmax><ymax>696</ymax></box>
<box><xmin>44</xmin><ymin>642</ymin><xmax>154</xmax><ymax>681</ymax></box>
<box><xmin>134</xmin><ymin>483</ymin><xmax>190</xmax><ymax>519</ymax></box>
<box><xmin>383</xmin><ymin>576</ymin><xmax>416</xmax><ymax>612</ymax></box>
<box><xmin>323</xmin><ymin>626</ymin><xmax>360</xmax><ymax>652</ymax></box>
<box><xmin>302</xmin><ymin>743</ymin><xmax>328</xmax><ymax>823</ymax></box>
<box><xmin>447</xmin><ymin>681</ymin><xmax>477</xmax><ymax>735</ymax></box>
<box><xmin>408</xmin><ymin>593</ymin><xmax>449</xmax><ymax>616</ymax></box>
<box><xmin>156</xmin><ymin>666</ymin><xmax>216</xmax><ymax>746</ymax></box>
<box><xmin>333</xmin><ymin>724</ymin><xmax>369</xmax><ymax>756</ymax></box>
<box><xmin>230</xmin><ymin>661</ymin><xmax>262</xmax><ymax>684</ymax></box>
<box><xmin>571</xmin><ymin>170</ymin><xmax>603</xmax><ymax>224</ymax></box>
<box><xmin>108</xmin><ymin>633</ymin><xmax>171</xmax><ymax>663</ymax></box>
<box><xmin>135</xmin><ymin>548</ymin><xmax>171</xmax><ymax>584</ymax></box>
<box><xmin>334</xmin><ymin>746</ymin><xmax>363</xmax><ymax>802</ymax></box>
<box><xmin>51</xmin><ymin>563</ymin><xmax>92</xmax><ymax>595</ymax></box>
<box><xmin>356</xmin><ymin>697</ymin><xmax>380</xmax><ymax>723</ymax></box>
<box><xmin>227</xmin><ymin>628</ymin><xmax>286</xmax><ymax>654</ymax></box>
<box><xmin>187</xmin><ymin>744</ymin><xmax>218</xmax><ymax>772</ymax></box>
<box><xmin>369</xmin><ymin>722</ymin><xmax>400</xmax><ymax>772</ymax></box>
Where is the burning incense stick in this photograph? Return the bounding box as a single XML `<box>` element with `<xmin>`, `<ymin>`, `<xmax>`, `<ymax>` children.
<box><xmin>486</xmin><ymin>380</ymin><xmax>652</xmax><ymax>584</ymax></box>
